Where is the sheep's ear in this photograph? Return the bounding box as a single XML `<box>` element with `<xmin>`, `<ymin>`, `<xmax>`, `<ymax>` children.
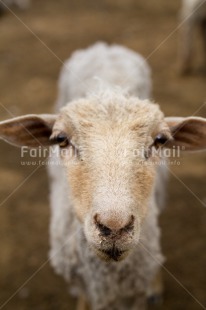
<box><xmin>165</xmin><ymin>116</ymin><xmax>206</xmax><ymax>151</ymax></box>
<box><xmin>0</xmin><ymin>114</ymin><xmax>57</xmax><ymax>148</ymax></box>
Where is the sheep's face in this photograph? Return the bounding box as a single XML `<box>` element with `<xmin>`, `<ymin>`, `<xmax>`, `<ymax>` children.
<box><xmin>52</xmin><ymin>96</ymin><xmax>171</xmax><ymax>262</ymax></box>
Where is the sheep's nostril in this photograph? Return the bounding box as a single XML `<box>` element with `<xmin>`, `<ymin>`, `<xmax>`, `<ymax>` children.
<box><xmin>94</xmin><ymin>214</ymin><xmax>112</xmax><ymax>236</ymax></box>
<box><xmin>121</xmin><ymin>215</ymin><xmax>135</xmax><ymax>233</ymax></box>
<box><xmin>97</xmin><ymin>223</ymin><xmax>112</xmax><ymax>237</ymax></box>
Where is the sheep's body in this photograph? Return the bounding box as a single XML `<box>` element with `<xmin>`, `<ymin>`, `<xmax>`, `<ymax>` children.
<box><xmin>48</xmin><ymin>43</ymin><xmax>164</xmax><ymax>309</ymax></box>
<box><xmin>180</xmin><ymin>0</ymin><xmax>206</xmax><ymax>73</ymax></box>
<box><xmin>56</xmin><ymin>43</ymin><xmax>151</xmax><ymax>110</ymax></box>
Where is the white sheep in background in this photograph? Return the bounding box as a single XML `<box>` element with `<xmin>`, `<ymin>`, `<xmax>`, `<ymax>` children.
<box><xmin>0</xmin><ymin>42</ymin><xmax>206</xmax><ymax>310</ymax></box>
<box><xmin>0</xmin><ymin>0</ymin><xmax>30</xmax><ymax>13</ymax></box>
<box><xmin>179</xmin><ymin>0</ymin><xmax>206</xmax><ymax>74</ymax></box>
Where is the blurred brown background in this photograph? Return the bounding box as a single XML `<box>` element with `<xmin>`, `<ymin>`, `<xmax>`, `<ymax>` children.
<box><xmin>0</xmin><ymin>0</ymin><xmax>206</xmax><ymax>309</ymax></box>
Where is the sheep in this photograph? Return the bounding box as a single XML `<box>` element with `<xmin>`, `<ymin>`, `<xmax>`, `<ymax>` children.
<box><xmin>0</xmin><ymin>0</ymin><xmax>30</xmax><ymax>13</ymax></box>
<box><xmin>179</xmin><ymin>0</ymin><xmax>206</xmax><ymax>74</ymax></box>
<box><xmin>0</xmin><ymin>42</ymin><xmax>206</xmax><ymax>310</ymax></box>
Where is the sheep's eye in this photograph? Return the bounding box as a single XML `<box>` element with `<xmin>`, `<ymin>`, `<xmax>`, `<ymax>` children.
<box><xmin>154</xmin><ymin>133</ymin><xmax>168</xmax><ymax>147</ymax></box>
<box><xmin>56</xmin><ymin>134</ymin><xmax>69</xmax><ymax>148</ymax></box>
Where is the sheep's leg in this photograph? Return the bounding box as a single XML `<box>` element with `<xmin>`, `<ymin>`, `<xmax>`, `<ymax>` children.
<box><xmin>179</xmin><ymin>21</ymin><xmax>194</xmax><ymax>74</ymax></box>
<box><xmin>147</xmin><ymin>269</ymin><xmax>163</xmax><ymax>305</ymax></box>
<box><xmin>76</xmin><ymin>296</ymin><xmax>90</xmax><ymax>310</ymax></box>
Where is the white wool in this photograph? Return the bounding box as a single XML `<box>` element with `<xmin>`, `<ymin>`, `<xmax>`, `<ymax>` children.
<box><xmin>56</xmin><ymin>42</ymin><xmax>152</xmax><ymax>111</ymax></box>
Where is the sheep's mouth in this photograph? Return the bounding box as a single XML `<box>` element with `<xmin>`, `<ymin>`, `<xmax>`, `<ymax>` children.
<box><xmin>94</xmin><ymin>246</ymin><xmax>129</xmax><ymax>262</ymax></box>
<box><xmin>103</xmin><ymin>247</ymin><xmax>126</xmax><ymax>261</ymax></box>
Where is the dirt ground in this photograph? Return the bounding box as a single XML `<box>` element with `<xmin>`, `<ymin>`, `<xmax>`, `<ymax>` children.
<box><xmin>0</xmin><ymin>0</ymin><xmax>206</xmax><ymax>309</ymax></box>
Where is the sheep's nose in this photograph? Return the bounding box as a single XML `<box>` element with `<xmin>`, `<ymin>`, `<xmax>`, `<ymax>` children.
<box><xmin>94</xmin><ymin>214</ymin><xmax>135</xmax><ymax>237</ymax></box>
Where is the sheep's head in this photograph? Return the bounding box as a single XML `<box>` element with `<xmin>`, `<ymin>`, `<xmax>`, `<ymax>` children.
<box><xmin>1</xmin><ymin>95</ymin><xmax>206</xmax><ymax>262</ymax></box>
<box><xmin>51</xmin><ymin>97</ymin><xmax>171</xmax><ymax>261</ymax></box>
